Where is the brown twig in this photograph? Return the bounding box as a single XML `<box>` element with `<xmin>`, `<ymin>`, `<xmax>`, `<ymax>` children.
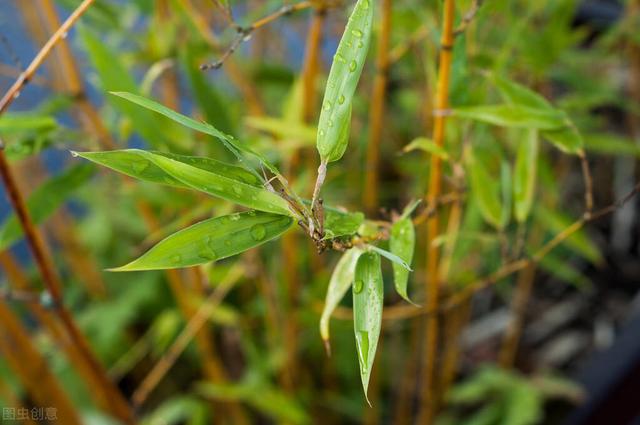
<box><xmin>200</xmin><ymin>1</ymin><xmax>314</xmax><ymax>70</ymax></box>
<box><xmin>453</xmin><ymin>0</ymin><xmax>483</xmax><ymax>36</ymax></box>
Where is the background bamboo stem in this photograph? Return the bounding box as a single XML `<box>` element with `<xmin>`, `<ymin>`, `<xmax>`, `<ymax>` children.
<box><xmin>418</xmin><ymin>0</ymin><xmax>456</xmax><ymax>423</ymax></box>
<box><xmin>363</xmin><ymin>0</ymin><xmax>391</xmax><ymax>215</ymax></box>
<box><xmin>0</xmin><ymin>302</ymin><xmax>82</xmax><ymax>425</ymax></box>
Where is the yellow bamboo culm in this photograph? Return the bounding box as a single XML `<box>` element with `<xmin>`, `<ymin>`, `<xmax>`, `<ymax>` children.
<box><xmin>363</xmin><ymin>0</ymin><xmax>392</xmax><ymax>214</ymax></box>
<box><xmin>418</xmin><ymin>0</ymin><xmax>456</xmax><ymax>423</ymax></box>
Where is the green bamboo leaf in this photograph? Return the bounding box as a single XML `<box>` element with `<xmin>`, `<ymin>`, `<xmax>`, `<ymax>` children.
<box><xmin>353</xmin><ymin>251</ymin><xmax>383</xmax><ymax>404</ymax></box>
<box><xmin>534</xmin><ymin>206</ymin><xmax>602</xmax><ymax>264</ymax></box>
<box><xmin>403</xmin><ymin>137</ymin><xmax>449</xmax><ymax>159</ymax></box>
<box><xmin>541</xmin><ymin>124</ymin><xmax>583</xmax><ymax>154</ymax></box>
<box><xmin>492</xmin><ymin>75</ymin><xmax>552</xmax><ymax>110</ymax></box>
<box><xmin>466</xmin><ymin>148</ymin><xmax>503</xmax><ymax>229</ymax></box>
<box><xmin>110</xmin><ymin>91</ymin><xmax>283</xmax><ymax>178</ymax></box>
<box><xmin>319</xmin><ymin>248</ymin><xmax>362</xmax><ymax>345</ymax></box>
<box><xmin>490</xmin><ymin>75</ymin><xmax>583</xmax><ymax>154</ymax></box>
<box><xmin>322</xmin><ymin>206</ymin><xmax>364</xmax><ymax>240</ymax></box>
<box><xmin>390</xmin><ymin>218</ymin><xmax>416</xmax><ymax>304</ymax></box>
<box><xmin>514</xmin><ymin>130</ymin><xmax>539</xmax><ymax>222</ymax></box>
<box><xmin>73</xmin><ymin>149</ymin><xmax>291</xmax><ymax>215</ymax></box>
<box><xmin>111</xmin><ymin>211</ymin><xmax>294</xmax><ymax>271</ymax></box>
<box><xmin>245</xmin><ymin>116</ymin><xmax>316</xmax><ymax>145</ymax></box>
<box><xmin>181</xmin><ymin>47</ymin><xmax>235</xmax><ymax>134</ymax></box>
<box><xmin>584</xmin><ymin>134</ymin><xmax>640</xmax><ymax>157</ymax></box>
<box><xmin>367</xmin><ymin>244</ymin><xmax>412</xmax><ymax>271</ymax></box>
<box><xmin>453</xmin><ymin>105</ymin><xmax>566</xmax><ymax>130</ymax></box>
<box><xmin>0</xmin><ymin>164</ymin><xmax>95</xmax><ymax>250</ymax></box>
<box><xmin>0</xmin><ymin>113</ymin><xmax>57</xmax><ymax>134</ymax></box>
<box><xmin>80</xmin><ymin>27</ymin><xmax>187</xmax><ymax>150</ymax></box>
<box><xmin>316</xmin><ymin>0</ymin><xmax>373</xmax><ymax>163</ymax></box>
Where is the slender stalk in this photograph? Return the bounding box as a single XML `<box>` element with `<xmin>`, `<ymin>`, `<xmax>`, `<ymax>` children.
<box><xmin>363</xmin><ymin>0</ymin><xmax>392</xmax><ymax>214</ymax></box>
<box><xmin>132</xmin><ymin>266</ymin><xmax>237</xmax><ymax>407</ymax></box>
<box><xmin>418</xmin><ymin>1</ymin><xmax>456</xmax><ymax>423</ymax></box>
<box><xmin>499</xmin><ymin>263</ymin><xmax>536</xmax><ymax>367</ymax></box>
<box><xmin>281</xmin><ymin>4</ymin><xmax>326</xmax><ymax>390</ymax></box>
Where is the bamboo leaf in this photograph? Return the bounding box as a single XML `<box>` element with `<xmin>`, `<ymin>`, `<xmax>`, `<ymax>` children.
<box><xmin>323</xmin><ymin>207</ymin><xmax>364</xmax><ymax>240</ymax></box>
<box><xmin>0</xmin><ymin>164</ymin><xmax>95</xmax><ymax>250</ymax></box>
<box><xmin>466</xmin><ymin>148</ymin><xmax>503</xmax><ymax>229</ymax></box>
<box><xmin>492</xmin><ymin>75</ymin><xmax>552</xmax><ymax>110</ymax></box>
<box><xmin>80</xmin><ymin>27</ymin><xmax>187</xmax><ymax>150</ymax></box>
<box><xmin>353</xmin><ymin>251</ymin><xmax>383</xmax><ymax>404</ymax></box>
<box><xmin>0</xmin><ymin>113</ymin><xmax>57</xmax><ymax>134</ymax></box>
<box><xmin>368</xmin><ymin>244</ymin><xmax>412</xmax><ymax>271</ymax></box>
<box><xmin>541</xmin><ymin>124</ymin><xmax>583</xmax><ymax>154</ymax></box>
<box><xmin>73</xmin><ymin>149</ymin><xmax>291</xmax><ymax>215</ymax></box>
<box><xmin>181</xmin><ymin>47</ymin><xmax>235</xmax><ymax>134</ymax></box>
<box><xmin>490</xmin><ymin>75</ymin><xmax>583</xmax><ymax>154</ymax></box>
<box><xmin>514</xmin><ymin>130</ymin><xmax>539</xmax><ymax>222</ymax></box>
<box><xmin>453</xmin><ymin>105</ymin><xmax>566</xmax><ymax>130</ymax></box>
<box><xmin>111</xmin><ymin>211</ymin><xmax>294</xmax><ymax>271</ymax></box>
<box><xmin>316</xmin><ymin>0</ymin><xmax>373</xmax><ymax>163</ymax></box>
<box><xmin>403</xmin><ymin>137</ymin><xmax>449</xmax><ymax>159</ymax></box>
<box><xmin>110</xmin><ymin>91</ymin><xmax>282</xmax><ymax>178</ymax></box>
<box><xmin>319</xmin><ymin>248</ymin><xmax>362</xmax><ymax>344</ymax></box>
<box><xmin>390</xmin><ymin>218</ymin><xmax>416</xmax><ymax>304</ymax></box>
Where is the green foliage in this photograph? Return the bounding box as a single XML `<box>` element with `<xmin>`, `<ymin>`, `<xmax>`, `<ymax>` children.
<box><xmin>0</xmin><ymin>164</ymin><xmax>94</xmax><ymax>250</ymax></box>
<box><xmin>352</xmin><ymin>251</ymin><xmax>383</xmax><ymax>403</ymax></box>
<box><xmin>110</xmin><ymin>211</ymin><xmax>293</xmax><ymax>271</ymax></box>
<box><xmin>316</xmin><ymin>0</ymin><xmax>373</xmax><ymax>163</ymax></box>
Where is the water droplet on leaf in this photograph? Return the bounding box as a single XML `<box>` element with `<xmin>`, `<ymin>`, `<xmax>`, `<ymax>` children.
<box><xmin>354</xmin><ymin>279</ymin><xmax>364</xmax><ymax>294</ymax></box>
<box><xmin>250</xmin><ymin>224</ymin><xmax>266</xmax><ymax>241</ymax></box>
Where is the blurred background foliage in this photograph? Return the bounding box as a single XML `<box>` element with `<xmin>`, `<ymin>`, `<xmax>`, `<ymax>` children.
<box><xmin>0</xmin><ymin>0</ymin><xmax>639</xmax><ymax>424</ymax></box>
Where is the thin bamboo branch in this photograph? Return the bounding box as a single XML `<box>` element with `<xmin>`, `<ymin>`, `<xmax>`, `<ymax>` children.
<box><xmin>418</xmin><ymin>0</ymin><xmax>456</xmax><ymax>422</ymax></box>
<box><xmin>363</xmin><ymin>0</ymin><xmax>392</xmax><ymax>214</ymax></box>
<box><xmin>131</xmin><ymin>265</ymin><xmax>237</xmax><ymax>407</ymax></box>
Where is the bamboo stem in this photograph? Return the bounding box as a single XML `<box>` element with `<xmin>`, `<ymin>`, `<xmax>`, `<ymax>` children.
<box><xmin>499</xmin><ymin>263</ymin><xmax>536</xmax><ymax>367</ymax></box>
<box><xmin>0</xmin><ymin>302</ymin><xmax>82</xmax><ymax>425</ymax></box>
<box><xmin>418</xmin><ymin>0</ymin><xmax>456</xmax><ymax>422</ymax></box>
<box><xmin>363</xmin><ymin>0</ymin><xmax>392</xmax><ymax>215</ymax></box>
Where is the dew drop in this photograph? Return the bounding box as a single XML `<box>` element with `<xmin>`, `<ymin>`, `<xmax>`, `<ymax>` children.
<box><xmin>338</xmin><ymin>94</ymin><xmax>346</xmax><ymax>105</ymax></box>
<box><xmin>354</xmin><ymin>279</ymin><xmax>364</xmax><ymax>294</ymax></box>
<box><xmin>70</xmin><ymin>151</ymin><xmax>79</xmax><ymax>158</ymax></box>
<box><xmin>334</xmin><ymin>53</ymin><xmax>346</xmax><ymax>63</ymax></box>
<box><xmin>349</xmin><ymin>60</ymin><xmax>357</xmax><ymax>72</ymax></box>
<box><xmin>225</xmin><ymin>239</ymin><xmax>232</xmax><ymax>247</ymax></box>
<box><xmin>230</xmin><ymin>214</ymin><xmax>241</xmax><ymax>221</ymax></box>
<box><xmin>319</xmin><ymin>129</ymin><xmax>326</xmax><ymax>137</ymax></box>
<box><xmin>233</xmin><ymin>186</ymin><xmax>243</xmax><ymax>195</ymax></box>
<box><xmin>250</xmin><ymin>224</ymin><xmax>266</xmax><ymax>241</ymax></box>
<box><xmin>357</xmin><ymin>41</ymin><xmax>364</xmax><ymax>48</ymax></box>
<box><xmin>61</xmin><ymin>31</ymin><xmax>68</xmax><ymax>39</ymax></box>
<box><xmin>171</xmin><ymin>254</ymin><xmax>182</xmax><ymax>264</ymax></box>
<box><xmin>247</xmin><ymin>210</ymin><xmax>256</xmax><ymax>217</ymax></box>
<box><xmin>362</xmin><ymin>0</ymin><xmax>370</xmax><ymax>9</ymax></box>
<box><xmin>351</xmin><ymin>29</ymin><xmax>363</xmax><ymax>38</ymax></box>
<box><xmin>13</xmin><ymin>92</ymin><xmax>20</xmax><ymax>99</ymax></box>
<box><xmin>328</xmin><ymin>119</ymin><xmax>334</xmax><ymax>128</ymax></box>
<box><xmin>323</xmin><ymin>101</ymin><xmax>332</xmax><ymax>111</ymax></box>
